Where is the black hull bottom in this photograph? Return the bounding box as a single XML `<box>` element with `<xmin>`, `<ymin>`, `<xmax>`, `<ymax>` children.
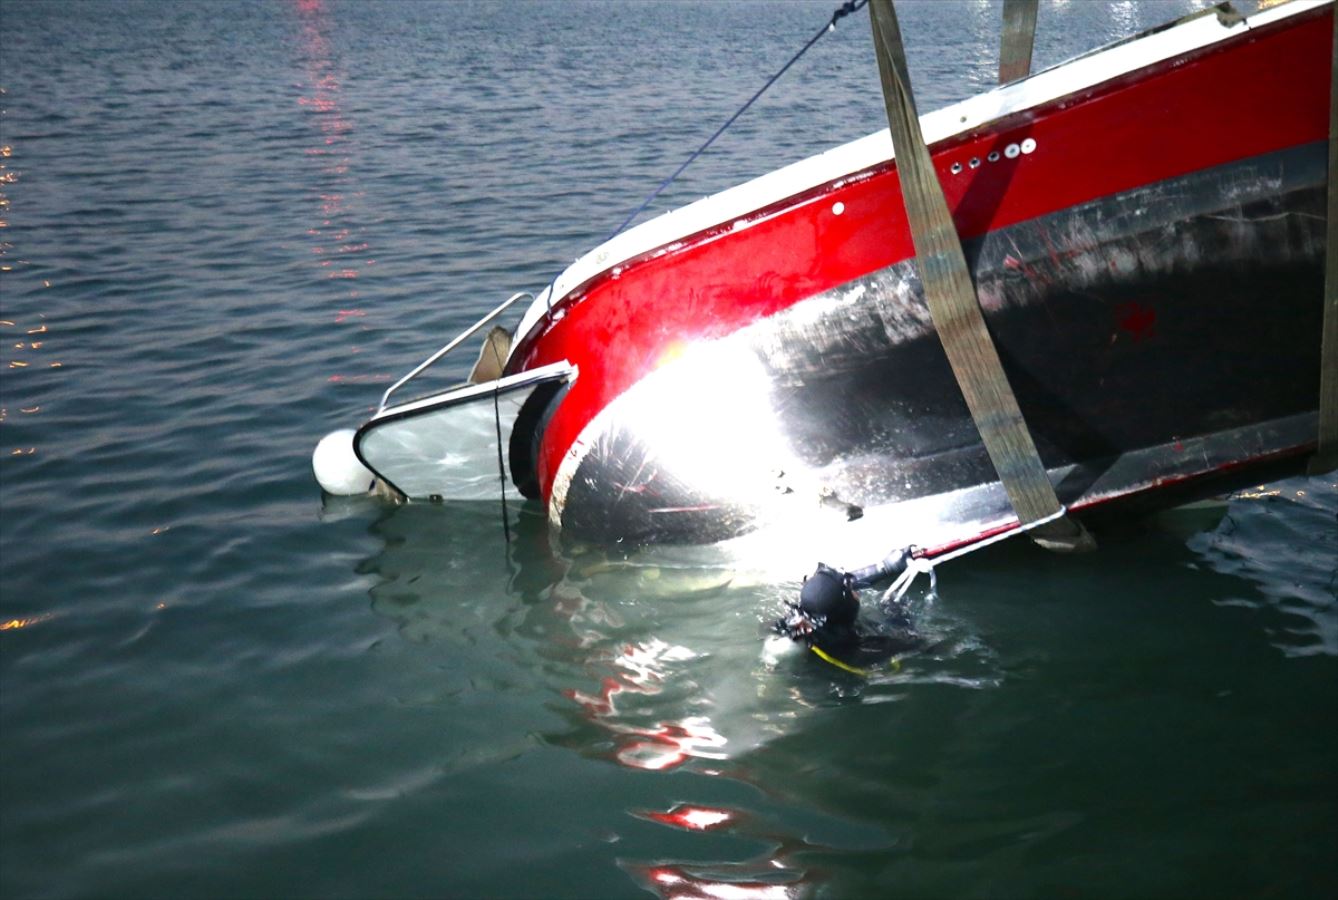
<box><xmin>558</xmin><ymin>144</ymin><xmax>1326</xmax><ymax>546</ymax></box>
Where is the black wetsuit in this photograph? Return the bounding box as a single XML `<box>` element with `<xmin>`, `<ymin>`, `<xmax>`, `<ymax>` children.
<box><xmin>806</xmin><ymin>602</ymin><xmax>922</xmax><ymax>671</ymax></box>
<box><xmin>779</xmin><ymin>553</ymin><xmax>923</xmax><ymax>673</ymax></box>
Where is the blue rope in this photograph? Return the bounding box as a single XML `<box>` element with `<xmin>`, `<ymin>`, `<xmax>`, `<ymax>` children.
<box><xmin>545</xmin><ymin>0</ymin><xmax>869</xmax><ymax>312</ymax></box>
<box><xmin>604</xmin><ymin>0</ymin><xmax>870</xmax><ymax>243</ymax></box>
<box><xmin>508</xmin><ymin>0</ymin><xmax>869</xmax><ymax>534</ymax></box>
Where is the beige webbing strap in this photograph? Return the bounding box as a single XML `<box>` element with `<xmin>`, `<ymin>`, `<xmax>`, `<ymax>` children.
<box><xmin>868</xmin><ymin>0</ymin><xmax>1093</xmax><ymax>551</ymax></box>
<box><xmin>1312</xmin><ymin>2</ymin><xmax>1338</xmax><ymax>476</ymax></box>
<box><xmin>999</xmin><ymin>0</ymin><xmax>1039</xmax><ymax>85</ymax></box>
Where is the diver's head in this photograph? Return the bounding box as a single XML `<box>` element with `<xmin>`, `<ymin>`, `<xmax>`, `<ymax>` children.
<box><xmin>800</xmin><ymin>563</ymin><xmax>858</xmax><ymax>627</ymax></box>
<box><xmin>774</xmin><ymin>563</ymin><xmax>859</xmax><ymax>641</ymax></box>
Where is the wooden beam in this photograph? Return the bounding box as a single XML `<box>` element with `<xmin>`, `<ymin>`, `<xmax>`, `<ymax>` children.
<box><xmin>1312</xmin><ymin>2</ymin><xmax>1338</xmax><ymax>474</ymax></box>
<box><xmin>999</xmin><ymin>0</ymin><xmax>1039</xmax><ymax>84</ymax></box>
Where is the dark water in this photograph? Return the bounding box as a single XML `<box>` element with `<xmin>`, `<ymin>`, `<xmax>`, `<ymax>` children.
<box><xmin>2</xmin><ymin>1</ymin><xmax>1335</xmax><ymax>897</ymax></box>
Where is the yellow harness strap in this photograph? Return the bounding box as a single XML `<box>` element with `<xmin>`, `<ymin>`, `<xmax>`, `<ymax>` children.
<box><xmin>808</xmin><ymin>644</ymin><xmax>902</xmax><ymax>676</ymax></box>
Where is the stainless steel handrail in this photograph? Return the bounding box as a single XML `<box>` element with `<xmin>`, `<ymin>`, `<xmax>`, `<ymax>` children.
<box><xmin>377</xmin><ymin>291</ymin><xmax>534</xmax><ymax>414</ymax></box>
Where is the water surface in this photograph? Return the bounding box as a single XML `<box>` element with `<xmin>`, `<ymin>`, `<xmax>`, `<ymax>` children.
<box><xmin>2</xmin><ymin>2</ymin><xmax>1335</xmax><ymax>898</ymax></box>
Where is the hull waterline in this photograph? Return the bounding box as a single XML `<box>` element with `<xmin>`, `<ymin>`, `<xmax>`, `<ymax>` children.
<box><xmin>354</xmin><ymin>0</ymin><xmax>1332</xmax><ymax>554</ymax></box>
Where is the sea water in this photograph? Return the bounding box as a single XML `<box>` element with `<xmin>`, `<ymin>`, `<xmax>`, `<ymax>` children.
<box><xmin>1</xmin><ymin>2</ymin><xmax>1334</xmax><ymax>897</ymax></box>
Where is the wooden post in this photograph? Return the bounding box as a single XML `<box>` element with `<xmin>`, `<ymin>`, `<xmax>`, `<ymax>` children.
<box><xmin>1312</xmin><ymin>2</ymin><xmax>1338</xmax><ymax>475</ymax></box>
<box><xmin>999</xmin><ymin>0</ymin><xmax>1039</xmax><ymax>84</ymax></box>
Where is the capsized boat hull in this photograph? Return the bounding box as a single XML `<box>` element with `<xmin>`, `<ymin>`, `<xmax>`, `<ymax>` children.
<box><xmin>549</xmin><ymin>142</ymin><xmax>1324</xmax><ymax>545</ymax></box>
<box><xmin>350</xmin><ymin>1</ymin><xmax>1330</xmax><ymax>552</ymax></box>
<box><xmin>496</xmin><ymin>1</ymin><xmax>1331</xmax><ymax>548</ymax></box>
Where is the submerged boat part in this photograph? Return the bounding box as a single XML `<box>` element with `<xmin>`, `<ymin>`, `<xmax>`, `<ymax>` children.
<box><xmin>355</xmin><ymin>361</ymin><xmax>574</xmax><ymax>502</ymax></box>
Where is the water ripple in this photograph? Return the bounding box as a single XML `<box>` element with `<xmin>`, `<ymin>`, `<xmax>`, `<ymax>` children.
<box><xmin>1</xmin><ymin>2</ymin><xmax>1332</xmax><ymax>898</ymax></box>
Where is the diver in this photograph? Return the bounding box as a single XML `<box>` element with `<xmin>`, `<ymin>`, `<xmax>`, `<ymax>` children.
<box><xmin>773</xmin><ymin>547</ymin><xmax>923</xmax><ymax>675</ymax></box>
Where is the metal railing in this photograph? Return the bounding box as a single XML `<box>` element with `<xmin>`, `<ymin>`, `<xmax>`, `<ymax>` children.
<box><xmin>376</xmin><ymin>291</ymin><xmax>534</xmax><ymax>414</ymax></box>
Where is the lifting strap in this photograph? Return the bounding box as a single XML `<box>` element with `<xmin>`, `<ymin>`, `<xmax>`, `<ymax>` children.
<box><xmin>998</xmin><ymin>0</ymin><xmax>1039</xmax><ymax>84</ymax></box>
<box><xmin>868</xmin><ymin>0</ymin><xmax>1094</xmax><ymax>551</ymax></box>
<box><xmin>1312</xmin><ymin>1</ymin><xmax>1338</xmax><ymax>475</ymax></box>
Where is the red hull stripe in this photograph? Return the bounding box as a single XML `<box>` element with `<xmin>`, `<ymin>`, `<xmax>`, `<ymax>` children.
<box><xmin>511</xmin><ymin>6</ymin><xmax>1331</xmax><ymax>505</ymax></box>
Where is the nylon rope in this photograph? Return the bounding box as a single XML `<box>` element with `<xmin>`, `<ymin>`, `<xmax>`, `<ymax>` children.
<box><xmin>501</xmin><ymin>0</ymin><xmax>871</xmax><ymax>535</ymax></box>
<box><xmin>603</xmin><ymin>0</ymin><xmax>870</xmax><ymax>244</ymax></box>
<box><xmin>806</xmin><ymin>505</ymin><xmax>1070</xmax><ymax>678</ymax></box>
<box><xmin>545</xmin><ymin>0</ymin><xmax>869</xmax><ymax>313</ymax></box>
<box><xmin>486</xmin><ymin>333</ymin><xmax>512</xmax><ymax>543</ymax></box>
<box><xmin>879</xmin><ymin>507</ymin><xmax>1071</xmax><ymax>608</ymax></box>
<box><xmin>493</xmin><ymin>383</ymin><xmax>512</xmax><ymax>544</ymax></box>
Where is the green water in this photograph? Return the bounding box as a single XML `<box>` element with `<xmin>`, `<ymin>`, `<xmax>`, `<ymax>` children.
<box><xmin>1</xmin><ymin>1</ymin><xmax>1334</xmax><ymax>897</ymax></box>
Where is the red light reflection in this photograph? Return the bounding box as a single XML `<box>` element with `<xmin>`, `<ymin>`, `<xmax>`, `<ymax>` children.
<box><xmin>639</xmin><ymin>804</ymin><xmax>735</xmax><ymax>832</ymax></box>
<box><xmin>564</xmin><ymin>640</ymin><xmax>726</xmax><ymax>771</ymax></box>
<box><xmin>293</xmin><ymin>0</ymin><xmax>379</xmax><ymax>385</ymax></box>
<box><xmin>631</xmin><ymin>864</ymin><xmax>801</xmax><ymax>900</ymax></box>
